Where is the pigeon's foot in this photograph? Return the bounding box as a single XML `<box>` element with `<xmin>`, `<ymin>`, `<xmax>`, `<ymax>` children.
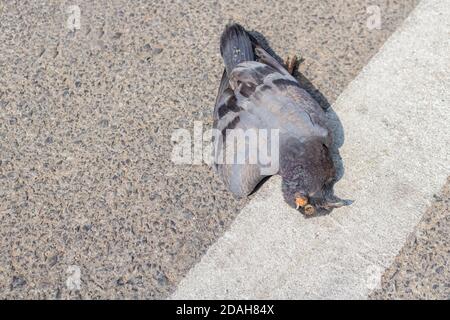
<box><xmin>284</xmin><ymin>55</ymin><xmax>298</xmax><ymax>75</ymax></box>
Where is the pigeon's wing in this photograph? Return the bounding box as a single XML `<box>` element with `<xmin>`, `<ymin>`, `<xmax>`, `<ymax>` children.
<box><xmin>213</xmin><ymin>70</ymin><xmax>272</xmax><ymax>197</ymax></box>
<box><xmin>229</xmin><ymin>48</ymin><xmax>332</xmax><ymax>147</ymax></box>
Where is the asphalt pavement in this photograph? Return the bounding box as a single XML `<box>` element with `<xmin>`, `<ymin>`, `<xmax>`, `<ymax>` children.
<box><xmin>3</xmin><ymin>0</ymin><xmax>448</xmax><ymax>300</ymax></box>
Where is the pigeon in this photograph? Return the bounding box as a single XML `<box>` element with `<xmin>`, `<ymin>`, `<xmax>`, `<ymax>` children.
<box><xmin>212</xmin><ymin>23</ymin><xmax>347</xmax><ymax>215</ymax></box>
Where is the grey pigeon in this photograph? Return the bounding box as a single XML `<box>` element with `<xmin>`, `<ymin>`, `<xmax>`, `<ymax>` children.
<box><xmin>212</xmin><ymin>24</ymin><xmax>346</xmax><ymax>215</ymax></box>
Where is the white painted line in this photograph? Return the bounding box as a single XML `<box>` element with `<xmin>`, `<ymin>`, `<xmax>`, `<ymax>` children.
<box><xmin>172</xmin><ymin>0</ymin><xmax>450</xmax><ymax>299</ymax></box>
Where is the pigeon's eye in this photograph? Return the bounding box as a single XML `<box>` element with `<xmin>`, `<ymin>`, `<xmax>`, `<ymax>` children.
<box><xmin>295</xmin><ymin>194</ymin><xmax>308</xmax><ymax>209</ymax></box>
<box><xmin>304</xmin><ymin>205</ymin><xmax>315</xmax><ymax>216</ymax></box>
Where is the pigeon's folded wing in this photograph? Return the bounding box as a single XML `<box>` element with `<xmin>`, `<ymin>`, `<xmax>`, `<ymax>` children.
<box><xmin>213</xmin><ymin>70</ymin><xmax>268</xmax><ymax>197</ymax></box>
<box><xmin>229</xmin><ymin>59</ymin><xmax>331</xmax><ymax>147</ymax></box>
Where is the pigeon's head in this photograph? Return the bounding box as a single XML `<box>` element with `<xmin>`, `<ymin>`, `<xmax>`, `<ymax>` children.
<box><xmin>282</xmin><ymin>178</ymin><xmax>348</xmax><ymax>216</ymax></box>
<box><xmin>284</xmin><ymin>189</ymin><xmax>347</xmax><ymax>216</ymax></box>
<box><xmin>280</xmin><ymin>138</ymin><xmax>348</xmax><ymax>216</ymax></box>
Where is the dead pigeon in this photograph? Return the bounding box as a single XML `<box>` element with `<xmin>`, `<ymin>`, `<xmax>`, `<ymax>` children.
<box><xmin>212</xmin><ymin>23</ymin><xmax>347</xmax><ymax>215</ymax></box>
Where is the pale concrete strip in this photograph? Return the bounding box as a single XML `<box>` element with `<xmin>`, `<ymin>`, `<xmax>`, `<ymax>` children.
<box><xmin>171</xmin><ymin>0</ymin><xmax>450</xmax><ymax>299</ymax></box>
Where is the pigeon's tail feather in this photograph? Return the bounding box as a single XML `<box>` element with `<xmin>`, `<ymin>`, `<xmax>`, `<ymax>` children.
<box><xmin>220</xmin><ymin>23</ymin><xmax>255</xmax><ymax>75</ymax></box>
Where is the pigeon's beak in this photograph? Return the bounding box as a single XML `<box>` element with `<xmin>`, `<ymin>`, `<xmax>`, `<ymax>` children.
<box><xmin>295</xmin><ymin>194</ymin><xmax>316</xmax><ymax>215</ymax></box>
<box><xmin>295</xmin><ymin>195</ymin><xmax>308</xmax><ymax>210</ymax></box>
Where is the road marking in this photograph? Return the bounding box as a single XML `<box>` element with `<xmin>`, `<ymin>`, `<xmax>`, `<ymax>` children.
<box><xmin>172</xmin><ymin>0</ymin><xmax>450</xmax><ymax>299</ymax></box>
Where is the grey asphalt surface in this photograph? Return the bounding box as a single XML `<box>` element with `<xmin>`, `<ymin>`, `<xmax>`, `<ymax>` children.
<box><xmin>0</xmin><ymin>0</ymin><xmax>430</xmax><ymax>299</ymax></box>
